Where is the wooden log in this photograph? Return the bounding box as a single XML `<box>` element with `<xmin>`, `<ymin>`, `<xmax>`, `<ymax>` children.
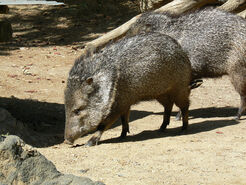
<box><xmin>155</xmin><ymin>0</ymin><xmax>217</xmax><ymax>14</ymax></box>
<box><xmin>238</xmin><ymin>9</ymin><xmax>246</xmax><ymax>18</ymax></box>
<box><xmin>218</xmin><ymin>0</ymin><xmax>246</xmax><ymax>12</ymax></box>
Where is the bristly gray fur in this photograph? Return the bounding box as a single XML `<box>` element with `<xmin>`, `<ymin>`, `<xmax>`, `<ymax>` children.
<box><xmin>64</xmin><ymin>32</ymin><xmax>191</xmax><ymax>144</ymax></box>
<box><xmin>127</xmin><ymin>7</ymin><xmax>246</xmax><ymax>119</ymax></box>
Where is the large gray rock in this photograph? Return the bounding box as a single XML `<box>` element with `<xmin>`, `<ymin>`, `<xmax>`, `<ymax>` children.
<box><xmin>0</xmin><ymin>135</ymin><xmax>104</xmax><ymax>185</ymax></box>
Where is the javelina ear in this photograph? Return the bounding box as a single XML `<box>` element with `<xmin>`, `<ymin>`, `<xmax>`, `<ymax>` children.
<box><xmin>86</xmin><ymin>77</ymin><xmax>93</xmax><ymax>85</ymax></box>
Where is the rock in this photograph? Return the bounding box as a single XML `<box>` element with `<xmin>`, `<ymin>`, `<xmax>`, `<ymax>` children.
<box><xmin>0</xmin><ymin>135</ymin><xmax>105</xmax><ymax>185</ymax></box>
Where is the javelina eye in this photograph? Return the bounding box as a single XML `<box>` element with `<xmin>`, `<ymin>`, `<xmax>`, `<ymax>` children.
<box><xmin>73</xmin><ymin>108</ymin><xmax>82</xmax><ymax>115</ymax></box>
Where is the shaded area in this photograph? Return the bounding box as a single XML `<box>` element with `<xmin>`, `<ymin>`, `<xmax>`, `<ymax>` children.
<box><xmin>0</xmin><ymin>96</ymin><xmax>65</xmax><ymax>147</ymax></box>
<box><xmin>0</xmin><ymin>96</ymin><xmax>242</xmax><ymax>147</ymax></box>
<box><xmin>0</xmin><ymin>0</ymin><xmax>140</xmax><ymax>55</ymax></box>
<box><xmin>184</xmin><ymin>106</ymin><xmax>239</xmax><ymax>119</ymax></box>
<box><xmin>101</xmin><ymin>119</ymin><xmax>239</xmax><ymax>144</ymax></box>
<box><xmin>0</xmin><ymin>96</ymin><xmax>65</xmax><ymax>132</ymax></box>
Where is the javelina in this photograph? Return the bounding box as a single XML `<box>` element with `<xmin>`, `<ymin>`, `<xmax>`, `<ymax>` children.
<box><xmin>64</xmin><ymin>32</ymin><xmax>191</xmax><ymax>146</ymax></box>
<box><xmin>127</xmin><ymin>8</ymin><xmax>246</xmax><ymax>120</ymax></box>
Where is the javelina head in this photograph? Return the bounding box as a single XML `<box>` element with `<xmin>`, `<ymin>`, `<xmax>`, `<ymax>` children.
<box><xmin>64</xmin><ymin>65</ymin><xmax>118</xmax><ymax>144</ymax></box>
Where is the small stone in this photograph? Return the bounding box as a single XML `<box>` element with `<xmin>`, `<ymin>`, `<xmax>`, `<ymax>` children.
<box><xmin>79</xmin><ymin>169</ymin><xmax>89</xmax><ymax>173</ymax></box>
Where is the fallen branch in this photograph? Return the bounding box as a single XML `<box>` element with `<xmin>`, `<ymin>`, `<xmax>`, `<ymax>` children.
<box><xmin>218</xmin><ymin>0</ymin><xmax>246</xmax><ymax>12</ymax></box>
<box><xmin>155</xmin><ymin>0</ymin><xmax>216</xmax><ymax>14</ymax></box>
<box><xmin>237</xmin><ymin>8</ymin><xmax>246</xmax><ymax>18</ymax></box>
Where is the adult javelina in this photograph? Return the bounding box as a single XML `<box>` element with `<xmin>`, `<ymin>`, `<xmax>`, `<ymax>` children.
<box><xmin>127</xmin><ymin>8</ymin><xmax>246</xmax><ymax>120</ymax></box>
<box><xmin>64</xmin><ymin>33</ymin><xmax>191</xmax><ymax>146</ymax></box>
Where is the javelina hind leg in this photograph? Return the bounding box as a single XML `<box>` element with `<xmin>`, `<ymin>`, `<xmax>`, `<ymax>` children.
<box><xmin>230</xmin><ymin>73</ymin><xmax>246</xmax><ymax>119</ymax></box>
<box><xmin>157</xmin><ymin>96</ymin><xmax>174</xmax><ymax>131</ymax></box>
<box><xmin>180</xmin><ymin>106</ymin><xmax>189</xmax><ymax>130</ymax></box>
<box><xmin>235</xmin><ymin>96</ymin><xmax>246</xmax><ymax>120</ymax></box>
<box><xmin>175</xmin><ymin>93</ymin><xmax>190</xmax><ymax>130</ymax></box>
<box><xmin>175</xmin><ymin>79</ymin><xmax>203</xmax><ymax>121</ymax></box>
<box><xmin>120</xmin><ymin>108</ymin><xmax>130</xmax><ymax>138</ymax></box>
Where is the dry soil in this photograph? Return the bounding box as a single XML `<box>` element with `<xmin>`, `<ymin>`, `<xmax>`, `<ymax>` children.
<box><xmin>0</xmin><ymin>3</ymin><xmax>246</xmax><ymax>185</ymax></box>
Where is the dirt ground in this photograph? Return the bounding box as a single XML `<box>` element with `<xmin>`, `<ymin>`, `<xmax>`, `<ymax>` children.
<box><xmin>1</xmin><ymin>2</ymin><xmax>246</xmax><ymax>185</ymax></box>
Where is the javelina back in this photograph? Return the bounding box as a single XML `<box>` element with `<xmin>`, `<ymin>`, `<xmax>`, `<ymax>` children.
<box><xmin>127</xmin><ymin>8</ymin><xmax>246</xmax><ymax>119</ymax></box>
<box><xmin>64</xmin><ymin>33</ymin><xmax>191</xmax><ymax>146</ymax></box>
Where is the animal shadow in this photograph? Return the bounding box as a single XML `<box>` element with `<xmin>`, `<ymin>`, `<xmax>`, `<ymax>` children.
<box><xmin>101</xmin><ymin>119</ymin><xmax>239</xmax><ymax>144</ymax></box>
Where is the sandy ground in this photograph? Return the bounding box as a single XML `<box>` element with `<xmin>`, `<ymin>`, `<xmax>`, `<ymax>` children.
<box><xmin>1</xmin><ymin>3</ymin><xmax>246</xmax><ymax>185</ymax></box>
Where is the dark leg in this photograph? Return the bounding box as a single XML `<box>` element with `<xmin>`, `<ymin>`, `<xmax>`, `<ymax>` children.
<box><xmin>120</xmin><ymin>108</ymin><xmax>130</xmax><ymax>138</ymax></box>
<box><xmin>235</xmin><ymin>96</ymin><xmax>246</xmax><ymax>120</ymax></box>
<box><xmin>175</xmin><ymin>101</ymin><xmax>189</xmax><ymax>131</ymax></box>
<box><xmin>175</xmin><ymin>89</ymin><xmax>190</xmax><ymax>131</ymax></box>
<box><xmin>157</xmin><ymin>96</ymin><xmax>174</xmax><ymax>131</ymax></box>
<box><xmin>180</xmin><ymin>106</ymin><xmax>189</xmax><ymax>130</ymax></box>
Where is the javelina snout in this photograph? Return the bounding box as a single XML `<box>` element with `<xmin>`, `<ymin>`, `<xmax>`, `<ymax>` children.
<box><xmin>64</xmin><ymin>32</ymin><xmax>191</xmax><ymax>146</ymax></box>
<box><xmin>64</xmin><ymin>81</ymin><xmax>98</xmax><ymax>144</ymax></box>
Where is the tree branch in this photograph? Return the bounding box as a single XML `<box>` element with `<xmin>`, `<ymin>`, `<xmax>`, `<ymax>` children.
<box><xmin>237</xmin><ymin>9</ymin><xmax>246</xmax><ymax>18</ymax></box>
<box><xmin>218</xmin><ymin>0</ymin><xmax>246</xmax><ymax>12</ymax></box>
<box><xmin>155</xmin><ymin>0</ymin><xmax>216</xmax><ymax>14</ymax></box>
<box><xmin>81</xmin><ymin>0</ymin><xmax>215</xmax><ymax>56</ymax></box>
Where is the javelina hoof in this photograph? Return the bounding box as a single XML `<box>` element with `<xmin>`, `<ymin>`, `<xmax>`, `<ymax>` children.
<box><xmin>119</xmin><ymin>133</ymin><xmax>128</xmax><ymax>140</ymax></box>
<box><xmin>159</xmin><ymin>124</ymin><xmax>168</xmax><ymax>132</ymax></box>
<box><xmin>119</xmin><ymin>133</ymin><xmax>127</xmax><ymax>139</ymax></box>
<box><xmin>64</xmin><ymin>139</ymin><xmax>73</xmax><ymax>145</ymax></box>
<box><xmin>85</xmin><ymin>137</ymin><xmax>99</xmax><ymax>147</ymax></box>
<box><xmin>181</xmin><ymin>125</ymin><xmax>188</xmax><ymax>131</ymax></box>
<box><xmin>119</xmin><ymin>130</ymin><xmax>130</xmax><ymax>139</ymax></box>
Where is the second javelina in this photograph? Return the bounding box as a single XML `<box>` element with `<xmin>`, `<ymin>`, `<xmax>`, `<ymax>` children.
<box><xmin>64</xmin><ymin>33</ymin><xmax>191</xmax><ymax>146</ymax></box>
<box><xmin>127</xmin><ymin>8</ymin><xmax>246</xmax><ymax>119</ymax></box>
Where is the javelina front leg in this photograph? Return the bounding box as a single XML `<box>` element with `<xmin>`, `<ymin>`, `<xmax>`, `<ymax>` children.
<box><xmin>85</xmin><ymin>124</ymin><xmax>105</xmax><ymax>146</ymax></box>
<box><xmin>175</xmin><ymin>93</ymin><xmax>190</xmax><ymax>131</ymax></box>
<box><xmin>120</xmin><ymin>108</ymin><xmax>130</xmax><ymax>138</ymax></box>
<box><xmin>85</xmin><ymin>113</ymin><xmax>121</xmax><ymax>146</ymax></box>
